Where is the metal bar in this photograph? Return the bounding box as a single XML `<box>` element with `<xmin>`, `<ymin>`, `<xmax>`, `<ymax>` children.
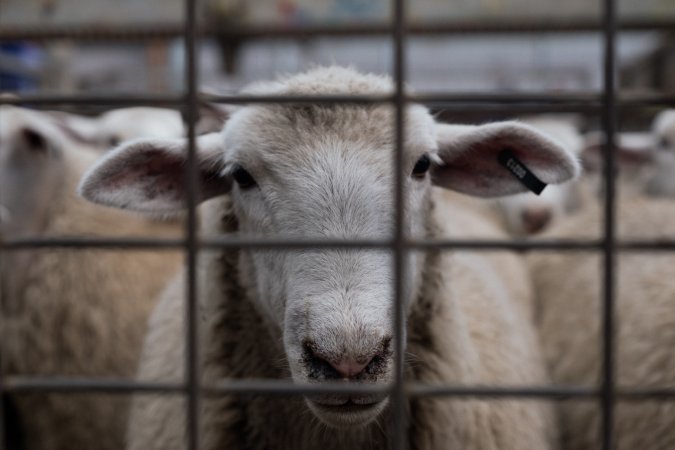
<box><xmin>392</xmin><ymin>0</ymin><xmax>407</xmax><ymax>447</ymax></box>
<box><xmin>183</xmin><ymin>0</ymin><xmax>200</xmax><ymax>448</ymax></box>
<box><xmin>1</xmin><ymin>18</ymin><xmax>675</xmax><ymax>41</ymax></box>
<box><xmin>0</xmin><ymin>95</ymin><xmax>185</xmax><ymax>107</ymax></box>
<box><xmin>3</xmin><ymin>93</ymin><xmax>675</xmax><ymax>110</ymax></box>
<box><xmin>5</xmin><ymin>377</ymin><xmax>675</xmax><ymax>401</ymax></box>
<box><xmin>408</xmin><ymin>385</ymin><xmax>599</xmax><ymax>399</ymax></box>
<box><xmin>601</xmin><ymin>0</ymin><xmax>618</xmax><ymax>447</ymax></box>
<box><xmin>0</xmin><ymin>277</ymin><xmax>5</xmax><ymax>450</ymax></box>
<box><xmin>6</xmin><ymin>236</ymin><xmax>675</xmax><ymax>251</ymax></box>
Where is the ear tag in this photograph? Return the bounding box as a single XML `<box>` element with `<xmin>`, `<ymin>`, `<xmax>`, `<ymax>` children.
<box><xmin>497</xmin><ymin>148</ymin><xmax>547</xmax><ymax>195</ymax></box>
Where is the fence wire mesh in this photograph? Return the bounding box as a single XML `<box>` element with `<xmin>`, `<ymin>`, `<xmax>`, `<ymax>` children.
<box><xmin>1</xmin><ymin>0</ymin><xmax>674</xmax><ymax>448</ymax></box>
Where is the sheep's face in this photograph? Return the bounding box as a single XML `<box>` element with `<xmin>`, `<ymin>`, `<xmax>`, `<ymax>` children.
<box><xmin>497</xmin><ymin>181</ymin><xmax>581</xmax><ymax>235</ymax></box>
<box><xmin>78</xmin><ymin>66</ymin><xmax>580</xmax><ymax>431</ymax></box>
<box><xmin>222</xmin><ymin>103</ymin><xmax>438</xmax><ymax>428</ymax></box>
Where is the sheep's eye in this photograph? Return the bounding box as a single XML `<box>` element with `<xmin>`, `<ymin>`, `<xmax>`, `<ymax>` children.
<box><xmin>231</xmin><ymin>164</ymin><xmax>257</xmax><ymax>189</ymax></box>
<box><xmin>108</xmin><ymin>136</ymin><xmax>120</xmax><ymax>147</ymax></box>
<box><xmin>659</xmin><ymin>136</ymin><xmax>671</xmax><ymax>149</ymax></box>
<box><xmin>412</xmin><ymin>154</ymin><xmax>431</xmax><ymax>179</ymax></box>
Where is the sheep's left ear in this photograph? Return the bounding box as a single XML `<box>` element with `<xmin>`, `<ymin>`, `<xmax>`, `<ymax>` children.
<box><xmin>431</xmin><ymin>121</ymin><xmax>581</xmax><ymax>197</ymax></box>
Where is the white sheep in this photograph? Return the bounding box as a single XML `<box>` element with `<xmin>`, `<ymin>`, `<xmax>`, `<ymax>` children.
<box><xmin>497</xmin><ymin>110</ymin><xmax>675</xmax><ymax>237</ymax></box>
<box><xmin>79</xmin><ymin>66</ymin><xmax>580</xmax><ymax>450</ymax></box>
<box><xmin>529</xmin><ymin>196</ymin><xmax>675</xmax><ymax>450</ymax></box>
<box><xmin>0</xmin><ymin>106</ymin><xmax>183</xmax><ymax>450</ymax></box>
<box><xmin>51</xmin><ymin>106</ymin><xmax>185</xmax><ymax>150</ymax></box>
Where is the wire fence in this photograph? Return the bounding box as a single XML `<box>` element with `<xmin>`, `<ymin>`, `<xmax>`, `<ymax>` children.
<box><xmin>1</xmin><ymin>0</ymin><xmax>675</xmax><ymax>449</ymax></box>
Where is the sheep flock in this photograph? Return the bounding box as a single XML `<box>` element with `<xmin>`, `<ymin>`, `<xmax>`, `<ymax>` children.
<box><xmin>1</xmin><ymin>66</ymin><xmax>674</xmax><ymax>450</ymax></box>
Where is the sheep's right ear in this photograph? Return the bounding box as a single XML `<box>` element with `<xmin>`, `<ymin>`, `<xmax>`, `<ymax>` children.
<box><xmin>78</xmin><ymin>132</ymin><xmax>231</xmax><ymax>214</ymax></box>
<box><xmin>432</xmin><ymin>121</ymin><xmax>581</xmax><ymax>197</ymax></box>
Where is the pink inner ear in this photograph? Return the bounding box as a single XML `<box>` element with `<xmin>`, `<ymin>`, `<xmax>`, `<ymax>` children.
<box><xmin>104</xmin><ymin>150</ymin><xmax>187</xmax><ymax>204</ymax></box>
<box><xmin>433</xmin><ymin>125</ymin><xmax>578</xmax><ymax>197</ymax></box>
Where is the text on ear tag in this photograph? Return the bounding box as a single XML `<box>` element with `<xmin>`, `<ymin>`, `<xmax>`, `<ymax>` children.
<box><xmin>497</xmin><ymin>148</ymin><xmax>547</xmax><ymax>195</ymax></box>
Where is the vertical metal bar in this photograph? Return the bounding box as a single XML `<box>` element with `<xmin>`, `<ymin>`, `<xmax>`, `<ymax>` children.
<box><xmin>392</xmin><ymin>0</ymin><xmax>407</xmax><ymax>448</ymax></box>
<box><xmin>601</xmin><ymin>0</ymin><xmax>618</xmax><ymax>447</ymax></box>
<box><xmin>183</xmin><ymin>0</ymin><xmax>200</xmax><ymax>448</ymax></box>
<box><xmin>0</xmin><ymin>288</ymin><xmax>5</xmax><ymax>450</ymax></box>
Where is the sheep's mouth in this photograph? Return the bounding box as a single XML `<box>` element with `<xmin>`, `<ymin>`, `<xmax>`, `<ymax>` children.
<box><xmin>306</xmin><ymin>397</ymin><xmax>388</xmax><ymax>428</ymax></box>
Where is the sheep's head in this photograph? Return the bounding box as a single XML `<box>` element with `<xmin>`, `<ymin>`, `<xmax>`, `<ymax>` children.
<box><xmin>0</xmin><ymin>106</ymin><xmax>68</xmax><ymax>240</ymax></box>
<box><xmin>78</xmin><ymin>67</ymin><xmax>580</xmax><ymax>429</ymax></box>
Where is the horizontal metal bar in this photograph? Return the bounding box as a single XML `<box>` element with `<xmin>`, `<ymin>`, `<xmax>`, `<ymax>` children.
<box><xmin>3</xmin><ymin>92</ymin><xmax>674</xmax><ymax>109</ymax></box>
<box><xmin>0</xmin><ymin>237</ymin><xmax>187</xmax><ymax>250</ymax></box>
<box><xmin>1</xmin><ymin>18</ymin><xmax>674</xmax><ymax>41</ymax></box>
<box><xmin>5</xmin><ymin>377</ymin><xmax>185</xmax><ymax>394</ymax></box>
<box><xmin>408</xmin><ymin>385</ymin><xmax>598</xmax><ymax>399</ymax></box>
<box><xmin>5</xmin><ymin>377</ymin><xmax>675</xmax><ymax>400</ymax></box>
<box><xmin>203</xmin><ymin>379</ymin><xmax>392</xmax><ymax>397</ymax></box>
<box><xmin>0</xmin><ymin>94</ymin><xmax>185</xmax><ymax>107</ymax></box>
<box><xmin>4</xmin><ymin>236</ymin><xmax>675</xmax><ymax>251</ymax></box>
<box><xmin>202</xmin><ymin>93</ymin><xmax>394</xmax><ymax>105</ymax></box>
<box><xmin>616</xmin><ymin>388</ymin><xmax>675</xmax><ymax>401</ymax></box>
<box><xmin>408</xmin><ymin>386</ymin><xmax>675</xmax><ymax>400</ymax></box>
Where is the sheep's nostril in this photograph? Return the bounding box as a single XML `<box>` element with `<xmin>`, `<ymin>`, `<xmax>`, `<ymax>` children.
<box><xmin>521</xmin><ymin>207</ymin><xmax>552</xmax><ymax>234</ymax></box>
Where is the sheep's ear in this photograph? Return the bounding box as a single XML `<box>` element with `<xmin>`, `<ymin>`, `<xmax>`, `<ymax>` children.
<box><xmin>78</xmin><ymin>132</ymin><xmax>230</xmax><ymax>214</ymax></box>
<box><xmin>431</xmin><ymin>121</ymin><xmax>581</xmax><ymax>197</ymax></box>
<box><xmin>45</xmin><ymin>111</ymin><xmax>101</xmax><ymax>145</ymax></box>
<box><xmin>182</xmin><ymin>98</ymin><xmax>238</xmax><ymax>135</ymax></box>
<box><xmin>581</xmin><ymin>131</ymin><xmax>655</xmax><ymax>173</ymax></box>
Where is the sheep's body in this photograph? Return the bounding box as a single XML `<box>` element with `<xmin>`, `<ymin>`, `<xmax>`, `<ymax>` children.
<box><xmin>529</xmin><ymin>197</ymin><xmax>675</xmax><ymax>449</ymax></box>
<box><xmin>0</xmin><ymin>107</ymin><xmax>183</xmax><ymax>450</ymax></box>
<box><xmin>128</xmin><ymin>191</ymin><xmax>555</xmax><ymax>450</ymax></box>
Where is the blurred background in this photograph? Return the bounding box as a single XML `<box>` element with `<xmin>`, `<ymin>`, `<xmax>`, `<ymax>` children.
<box><xmin>2</xmin><ymin>0</ymin><xmax>675</xmax><ymax>237</ymax></box>
<box><xmin>1</xmin><ymin>4</ymin><xmax>675</xmax><ymax>449</ymax></box>
<box><xmin>1</xmin><ymin>0</ymin><xmax>673</xmax><ymax>96</ymax></box>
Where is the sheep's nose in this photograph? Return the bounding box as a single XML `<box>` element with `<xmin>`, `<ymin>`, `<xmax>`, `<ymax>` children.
<box><xmin>304</xmin><ymin>338</ymin><xmax>390</xmax><ymax>380</ymax></box>
<box><xmin>521</xmin><ymin>207</ymin><xmax>552</xmax><ymax>234</ymax></box>
<box><xmin>329</xmin><ymin>358</ymin><xmax>371</xmax><ymax>379</ymax></box>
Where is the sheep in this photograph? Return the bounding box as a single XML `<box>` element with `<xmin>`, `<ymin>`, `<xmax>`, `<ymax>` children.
<box><xmin>50</xmin><ymin>106</ymin><xmax>185</xmax><ymax>150</ymax></box>
<box><xmin>0</xmin><ymin>106</ymin><xmax>183</xmax><ymax>450</ymax></box>
<box><xmin>643</xmin><ymin>109</ymin><xmax>675</xmax><ymax>197</ymax></box>
<box><xmin>496</xmin><ymin>110</ymin><xmax>675</xmax><ymax>237</ymax></box>
<box><xmin>528</xmin><ymin>196</ymin><xmax>675</xmax><ymax>450</ymax></box>
<box><xmin>78</xmin><ymin>66</ymin><xmax>581</xmax><ymax>450</ymax></box>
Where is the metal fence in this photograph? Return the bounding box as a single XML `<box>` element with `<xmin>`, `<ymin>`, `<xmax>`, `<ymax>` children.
<box><xmin>1</xmin><ymin>0</ymin><xmax>675</xmax><ymax>449</ymax></box>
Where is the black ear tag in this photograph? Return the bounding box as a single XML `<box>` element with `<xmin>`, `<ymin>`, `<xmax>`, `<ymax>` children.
<box><xmin>497</xmin><ymin>148</ymin><xmax>547</xmax><ymax>195</ymax></box>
